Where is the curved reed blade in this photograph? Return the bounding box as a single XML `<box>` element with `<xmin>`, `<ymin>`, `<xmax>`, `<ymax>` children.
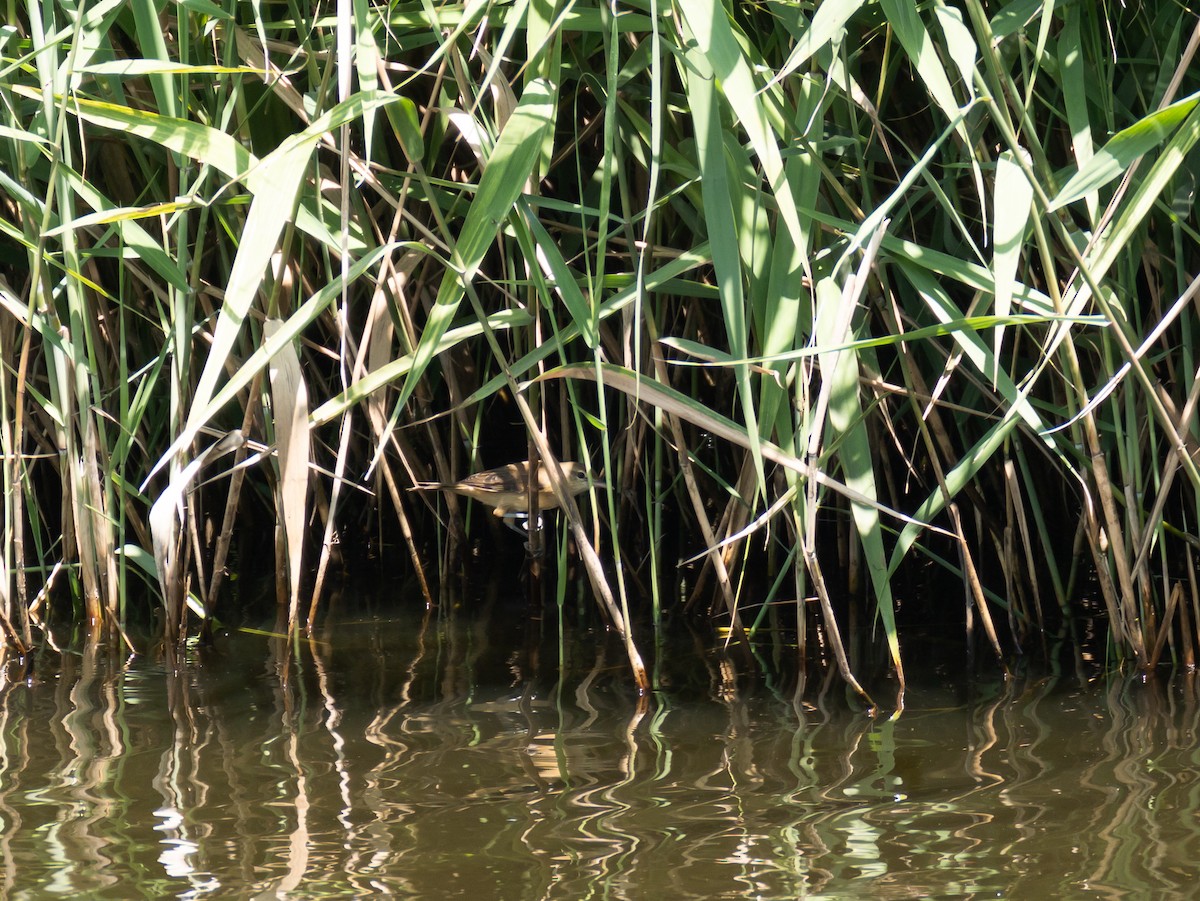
<box><xmin>149</xmin><ymin>432</ymin><xmax>244</xmax><ymax>642</ymax></box>
<box><xmin>264</xmin><ymin>319</ymin><xmax>310</xmax><ymax>639</ymax></box>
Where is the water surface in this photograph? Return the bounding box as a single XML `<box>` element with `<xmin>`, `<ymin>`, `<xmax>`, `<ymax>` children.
<box><xmin>1</xmin><ymin>603</ymin><xmax>1197</xmax><ymax>899</ymax></box>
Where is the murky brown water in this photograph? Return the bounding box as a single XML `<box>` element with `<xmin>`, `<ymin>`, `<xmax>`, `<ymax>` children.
<box><xmin>1</xmin><ymin>600</ymin><xmax>1199</xmax><ymax>899</ymax></box>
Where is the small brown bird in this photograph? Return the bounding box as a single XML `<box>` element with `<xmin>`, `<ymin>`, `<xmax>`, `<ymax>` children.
<box><xmin>413</xmin><ymin>460</ymin><xmax>602</xmax><ymax>522</ymax></box>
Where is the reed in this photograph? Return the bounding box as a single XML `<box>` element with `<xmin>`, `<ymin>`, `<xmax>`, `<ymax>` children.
<box><xmin>1</xmin><ymin>1</ymin><xmax>1198</xmax><ymax>700</ymax></box>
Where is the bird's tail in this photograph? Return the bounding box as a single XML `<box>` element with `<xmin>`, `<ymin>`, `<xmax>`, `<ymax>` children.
<box><xmin>409</xmin><ymin>481</ymin><xmax>449</xmax><ymax>492</ymax></box>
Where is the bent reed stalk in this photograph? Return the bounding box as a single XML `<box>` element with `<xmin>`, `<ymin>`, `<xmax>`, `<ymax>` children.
<box><xmin>1</xmin><ymin>1</ymin><xmax>1199</xmax><ymax>699</ymax></box>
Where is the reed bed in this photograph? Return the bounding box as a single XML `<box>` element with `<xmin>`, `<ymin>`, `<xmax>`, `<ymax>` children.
<box><xmin>2</xmin><ymin>1</ymin><xmax>1199</xmax><ymax>703</ymax></box>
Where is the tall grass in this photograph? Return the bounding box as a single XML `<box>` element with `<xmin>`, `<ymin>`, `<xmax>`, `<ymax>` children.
<box><xmin>2</xmin><ymin>1</ymin><xmax>1199</xmax><ymax>702</ymax></box>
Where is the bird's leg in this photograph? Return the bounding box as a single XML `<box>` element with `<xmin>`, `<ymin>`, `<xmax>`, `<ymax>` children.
<box><xmin>501</xmin><ymin>512</ymin><xmax>536</xmax><ymax>535</ymax></box>
<box><xmin>501</xmin><ymin>511</ymin><xmax>547</xmax><ymax>555</ymax></box>
<box><xmin>500</xmin><ymin>512</ymin><xmax>547</xmax><ymax>534</ymax></box>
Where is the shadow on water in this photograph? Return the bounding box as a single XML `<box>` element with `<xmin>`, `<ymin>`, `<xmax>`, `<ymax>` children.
<box><xmin>3</xmin><ymin>584</ymin><xmax>1200</xmax><ymax>899</ymax></box>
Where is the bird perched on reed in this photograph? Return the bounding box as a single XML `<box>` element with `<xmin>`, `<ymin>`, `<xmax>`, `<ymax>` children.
<box><xmin>413</xmin><ymin>460</ymin><xmax>602</xmax><ymax>531</ymax></box>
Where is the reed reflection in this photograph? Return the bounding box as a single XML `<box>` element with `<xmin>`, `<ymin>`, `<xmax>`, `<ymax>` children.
<box><xmin>1</xmin><ymin>611</ymin><xmax>1200</xmax><ymax>897</ymax></box>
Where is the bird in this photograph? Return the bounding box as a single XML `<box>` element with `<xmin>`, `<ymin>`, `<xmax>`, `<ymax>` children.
<box><xmin>412</xmin><ymin>460</ymin><xmax>603</xmax><ymax>531</ymax></box>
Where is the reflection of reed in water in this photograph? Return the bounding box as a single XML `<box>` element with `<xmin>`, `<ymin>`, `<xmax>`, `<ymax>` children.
<box><xmin>3</xmin><ymin>620</ymin><xmax>1200</xmax><ymax>898</ymax></box>
<box><xmin>26</xmin><ymin>645</ymin><xmax>126</xmax><ymax>895</ymax></box>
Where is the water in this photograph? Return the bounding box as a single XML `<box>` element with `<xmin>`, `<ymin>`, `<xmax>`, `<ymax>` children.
<box><xmin>1</xmin><ymin>603</ymin><xmax>1198</xmax><ymax>899</ymax></box>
